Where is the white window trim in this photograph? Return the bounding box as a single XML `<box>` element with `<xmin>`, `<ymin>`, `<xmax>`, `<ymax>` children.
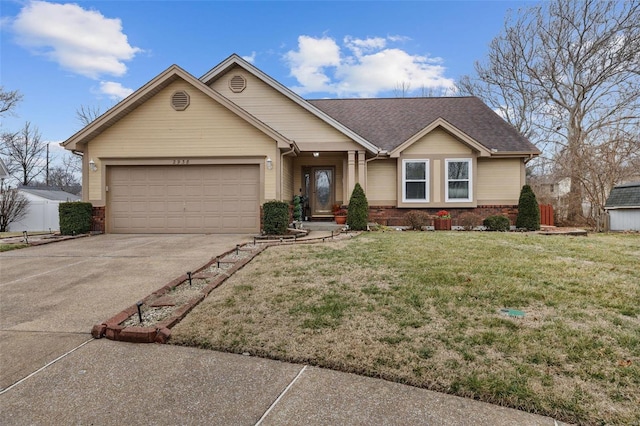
<box><xmin>402</xmin><ymin>159</ymin><xmax>430</xmax><ymax>202</ymax></box>
<box><xmin>445</xmin><ymin>158</ymin><xmax>472</xmax><ymax>202</ymax></box>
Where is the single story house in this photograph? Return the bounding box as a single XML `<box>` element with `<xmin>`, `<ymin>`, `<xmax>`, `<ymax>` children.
<box><xmin>11</xmin><ymin>187</ymin><xmax>80</xmax><ymax>232</ymax></box>
<box><xmin>604</xmin><ymin>182</ymin><xmax>640</xmax><ymax>231</ymax></box>
<box><xmin>62</xmin><ymin>54</ymin><xmax>539</xmax><ymax>234</ymax></box>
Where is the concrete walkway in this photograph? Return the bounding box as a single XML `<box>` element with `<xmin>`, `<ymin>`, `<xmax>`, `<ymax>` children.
<box><xmin>1</xmin><ymin>234</ymin><xmax>564</xmax><ymax>425</ymax></box>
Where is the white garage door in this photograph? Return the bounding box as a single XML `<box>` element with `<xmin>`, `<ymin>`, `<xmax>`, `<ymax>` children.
<box><xmin>108</xmin><ymin>165</ymin><xmax>259</xmax><ymax>233</ymax></box>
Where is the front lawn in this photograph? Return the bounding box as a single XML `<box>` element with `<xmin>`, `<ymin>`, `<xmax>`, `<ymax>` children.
<box><xmin>170</xmin><ymin>232</ymin><xmax>640</xmax><ymax>425</ymax></box>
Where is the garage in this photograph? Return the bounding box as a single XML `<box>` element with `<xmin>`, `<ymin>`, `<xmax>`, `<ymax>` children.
<box><xmin>107</xmin><ymin>165</ymin><xmax>259</xmax><ymax>233</ymax></box>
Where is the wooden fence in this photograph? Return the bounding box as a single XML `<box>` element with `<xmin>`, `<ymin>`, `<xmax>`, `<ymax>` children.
<box><xmin>540</xmin><ymin>204</ymin><xmax>554</xmax><ymax>226</ymax></box>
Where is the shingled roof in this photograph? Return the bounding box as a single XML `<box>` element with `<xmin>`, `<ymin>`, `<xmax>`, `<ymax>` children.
<box><xmin>308</xmin><ymin>97</ymin><xmax>539</xmax><ymax>154</ymax></box>
<box><xmin>605</xmin><ymin>182</ymin><xmax>640</xmax><ymax>208</ymax></box>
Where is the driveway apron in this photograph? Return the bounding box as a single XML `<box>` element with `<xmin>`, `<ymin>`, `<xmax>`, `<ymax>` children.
<box><xmin>0</xmin><ymin>234</ymin><xmax>251</xmax><ymax>390</ymax></box>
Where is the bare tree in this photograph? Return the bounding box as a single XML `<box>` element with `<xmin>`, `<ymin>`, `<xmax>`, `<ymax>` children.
<box><xmin>458</xmin><ymin>0</ymin><xmax>640</xmax><ymax>223</ymax></box>
<box><xmin>0</xmin><ymin>86</ymin><xmax>23</xmax><ymax>118</ymax></box>
<box><xmin>0</xmin><ymin>122</ymin><xmax>47</xmax><ymax>186</ymax></box>
<box><xmin>0</xmin><ymin>181</ymin><xmax>29</xmax><ymax>232</ymax></box>
<box><xmin>76</xmin><ymin>105</ymin><xmax>102</xmax><ymax>127</ymax></box>
<box><xmin>393</xmin><ymin>81</ymin><xmax>412</xmax><ymax>98</ymax></box>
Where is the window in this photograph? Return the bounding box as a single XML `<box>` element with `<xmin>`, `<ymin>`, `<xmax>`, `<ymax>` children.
<box><xmin>445</xmin><ymin>159</ymin><xmax>472</xmax><ymax>202</ymax></box>
<box><xmin>403</xmin><ymin>159</ymin><xmax>429</xmax><ymax>202</ymax></box>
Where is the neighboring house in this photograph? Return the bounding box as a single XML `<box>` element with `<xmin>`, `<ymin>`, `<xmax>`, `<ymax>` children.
<box><xmin>11</xmin><ymin>187</ymin><xmax>80</xmax><ymax>232</ymax></box>
<box><xmin>604</xmin><ymin>182</ymin><xmax>640</xmax><ymax>231</ymax></box>
<box><xmin>61</xmin><ymin>54</ymin><xmax>539</xmax><ymax>234</ymax></box>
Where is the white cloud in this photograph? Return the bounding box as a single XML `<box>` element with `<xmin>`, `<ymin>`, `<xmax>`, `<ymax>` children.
<box><xmin>242</xmin><ymin>51</ymin><xmax>257</xmax><ymax>64</ymax></box>
<box><xmin>284</xmin><ymin>36</ymin><xmax>341</xmax><ymax>93</ymax></box>
<box><xmin>284</xmin><ymin>35</ymin><xmax>455</xmax><ymax>97</ymax></box>
<box><xmin>98</xmin><ymin>81</ymin><xmax>134</xmax><ymax>100</ymax></box>
<box><xmin>12</xmin><ymin>1</ymin><xmax>141</xmax><ymax>79</ymax></box>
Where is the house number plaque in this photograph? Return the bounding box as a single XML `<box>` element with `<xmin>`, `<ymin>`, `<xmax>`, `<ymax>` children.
<box><xmin>172</xmin><ymin>159</ymin><xmax>190</xmax><ymax>165</ymax></box>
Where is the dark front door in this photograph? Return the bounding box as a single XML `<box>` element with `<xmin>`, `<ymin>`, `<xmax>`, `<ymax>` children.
<box><xmin>310</xmin><ymin>167</ymin><xmax>334</xmax><ymax>217</ymax></box>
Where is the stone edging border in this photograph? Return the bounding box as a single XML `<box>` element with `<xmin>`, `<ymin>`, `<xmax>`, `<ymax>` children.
<box><xmin>91</xmin><ymin>243</ymin><xmax>268</xmax><ymax>344</ymax></box>
<box><xmin>90</xmin><ymin>230</ymin><xmax>357</xmax><ymax>344</ymax></box>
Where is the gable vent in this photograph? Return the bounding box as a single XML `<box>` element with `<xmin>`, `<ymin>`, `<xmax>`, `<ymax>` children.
<box><xmin>229</xmin><ymin>75</ymin><xmax>246</xmax><ymax>93</ymax></box>
<box><xmin>171</xmin><ymin>91</ymin><xmax>190</xmax><ymax>111</ymax></box>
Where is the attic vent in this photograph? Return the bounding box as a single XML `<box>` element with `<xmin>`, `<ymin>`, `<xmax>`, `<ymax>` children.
<box><xmin>229</xmin><ymin>75</ymin><xmax>246</xmax><ymax>93</ymax></box>
<box><xmin>171</xmin><ymin>91</ymin><xmax>190</xmax><ymax>111</ymax></box>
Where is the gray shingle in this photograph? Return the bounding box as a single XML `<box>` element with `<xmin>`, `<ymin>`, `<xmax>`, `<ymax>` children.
<box><xmin>605</xmin><ymin>182</ymin><xmax>640</xmax><ymax>208</ymax></box>
<box><xmin>308</xmin><ymin>97</ymin><xmax>538</xmax><ymax>153</ymax></box>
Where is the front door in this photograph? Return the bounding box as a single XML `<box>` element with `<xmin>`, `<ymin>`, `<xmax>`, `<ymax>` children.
<box><xmin>310</xmin><ymin>167</ymin><xmax>334</xmax><ymax>217</ymax></box>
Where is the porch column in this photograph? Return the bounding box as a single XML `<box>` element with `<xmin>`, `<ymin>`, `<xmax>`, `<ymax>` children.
<box><xmin>347</xmin><ymin>150</ymin><xmax>356</xmax><ymax>201</ymax></box>
<box><xmin>357</xmin><ymin>150</ymin><xmax>366</xmax><ymax>192</ymax></box>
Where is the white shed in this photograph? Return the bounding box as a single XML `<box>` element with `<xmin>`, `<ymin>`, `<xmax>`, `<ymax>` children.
<box><xmin>11</xmin><ymin>187</ymin><xmax>81</xmax><ymax>232</ymax></box>
<box><xmin>604</xmin><ymin>182</ymin><xmax>640</xmax><ymax>231</ymax></box>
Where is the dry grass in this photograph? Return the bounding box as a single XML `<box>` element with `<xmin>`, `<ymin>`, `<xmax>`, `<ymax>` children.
<box><xmin>170</xmin><ymin>232</ymin><xmax>640</xmax><ymax>425</ymax></box>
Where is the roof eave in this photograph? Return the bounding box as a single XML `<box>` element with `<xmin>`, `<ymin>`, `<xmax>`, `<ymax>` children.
<box><xmin>200</xmin><ymin>54</ymin><xmax>381</xmax><ymax>155</ymax></box>
<box><xmin>389</xmin><ymin>118</ymin><xmax>492</xmax><ymax>158</ymax></box>
<box><xmin>62</xmin><ymin>64</ymin><xmax>293</xmax><ymax>150</ymax></box>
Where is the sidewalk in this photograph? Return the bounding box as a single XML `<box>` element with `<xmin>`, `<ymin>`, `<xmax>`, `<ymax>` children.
<box><xmin>0</xmin><ymin>339</ymin><xmax>563</xmax><ymax>425</ymax></box>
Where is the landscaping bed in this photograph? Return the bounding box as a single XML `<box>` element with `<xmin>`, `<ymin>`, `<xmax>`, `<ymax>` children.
<box><xmin>170</xmin><ymin>232</ymin><xmax>640</xmax><ymax>425</ymax></box>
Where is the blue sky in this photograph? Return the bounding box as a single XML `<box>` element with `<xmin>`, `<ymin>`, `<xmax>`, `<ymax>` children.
<box><xmin>1</xmin><ymin>0</ymin><xmax>531</xmax><ymax>161</ymax></box>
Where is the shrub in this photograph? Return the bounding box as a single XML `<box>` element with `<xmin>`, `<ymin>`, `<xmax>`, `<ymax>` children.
<box><xmin>263</xmin><ymin>201</ymin><xmax>289</xmax><ymax>235</ymax></box>
<box><xmin>292</xmin><ymin>195</ymin><xmax>302</xmax><ymax>221</ymax></box>
<box><xmin>458</xmin><ymin>212</ymin><xmax>482</xmax><ymax>230</ymax></box>
<box><xmin>346</xmin><ymin>183</ymin><xmax>369</xmax><ymax>230</ymax></box>
<box><xmin>405</xmin><ymin>210</ymin><xmax>431</xmax><ymax>230</ymax></box>
<box><xmin>483</xmin><ymin>215</ymin><xmax>510</xmax><ymax>231</ymax></box>
<box><xmin>516</xmin><ymin>185</ymin><xmax>541</xmax><ymax>231</ymax></box>
<box><xmin>59</xmin><ymin>202</ymin><xmax>92</xmax><ymax>235</ymax></box>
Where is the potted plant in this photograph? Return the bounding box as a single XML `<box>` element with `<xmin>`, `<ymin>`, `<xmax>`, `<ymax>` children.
<box><xmin>434</xmin><ymin>210</ymin><xmax>452</xmax><ymax>230</ymax></box>
<box><xmin>335</xmin><ymin>208</ymin><xmax>347</xmax><ymax>225</ymax></box>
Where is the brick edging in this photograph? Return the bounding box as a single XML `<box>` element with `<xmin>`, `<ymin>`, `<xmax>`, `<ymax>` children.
<box><xmin>92</xmin><ymin>244</ymin><xmax>268</xmax><ymax>344</ymax></box>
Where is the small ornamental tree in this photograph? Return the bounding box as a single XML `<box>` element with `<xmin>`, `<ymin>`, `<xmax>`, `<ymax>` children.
<box><xmin>292</xmin><ymin>195</ymin><xmax>302</xmax><ymax>221</ymax></box>
<box><xmin>0</xmin><ymin>184</ymin><xmax>29</xmax><ymax>232</ymax></box>
<box><xmin>346</xmin><ymin>183</ymin><xmax>369</xmax><ymax>230</ymax></box>
<box><xmin>516</xmin><ymin>184</ymin><xmax>540</xmax><ymax>231</ymax></box>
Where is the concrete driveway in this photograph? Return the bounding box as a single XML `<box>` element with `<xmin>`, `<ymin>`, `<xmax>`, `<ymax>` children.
<box><xmin>0</xmin><ymin>234</ymin><xmax>251</xmax><ymax>390</ymax></box>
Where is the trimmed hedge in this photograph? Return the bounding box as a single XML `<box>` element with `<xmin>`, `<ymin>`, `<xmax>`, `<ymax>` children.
<box><xmin>346</xmin><ymin>183</ymin><xmax>369</xmax><ymax>231</ymax></box>
<box><xmin>263</xmin><ymin>201</ymin><xmax>289</xmax><ymax>235</ymax></box>
<box><xmin>59</xmin><ymin>202</ymin><xmax>92</xmax><ymax>235</ymax></box>
<box><xmin>516</xmin><ymin>185</ymin><xmax>541</xmax><ymax>230</ymax></box>
<box><xmin>483</xmin><ymin>215</ymin><xmax>510</xmax><ymax>232</ymax></box>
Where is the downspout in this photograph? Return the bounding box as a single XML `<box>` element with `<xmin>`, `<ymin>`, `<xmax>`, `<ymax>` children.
<box><xmin>280</xmin><ymin>142</ymin><xmax>297</xmax><ymax>201</ymax></box>
<box><xmin>362</xmin><ymin>150</ymin><xmax>389</xmax><ymax>198</ymax></box>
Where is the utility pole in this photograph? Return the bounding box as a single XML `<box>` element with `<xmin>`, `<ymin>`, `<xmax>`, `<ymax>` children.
<box><xmin>46</xmin><ymin>143</ymin><xmax>49</xmax><ymax>186</ymax></box>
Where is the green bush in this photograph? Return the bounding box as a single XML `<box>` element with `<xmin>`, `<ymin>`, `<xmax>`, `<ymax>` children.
<box><xmin>263</xmin><ymin>201</ymin><xmax>289</xmax><ymax>235</ymax></box>
<box><xmin>483</xmin><ymin>215</ymin><xmax>511</xmax><ymax>231</ymax></box>
<box><xmin>59</xmin><ymin>202</ymin><xmax>92</xmax><ymax>235</ymax></box>
<box><xmin>292</xmin><ymin>195</ymin><xmax>302</xmax><ymax>221</ymax></box>
<box><xmin>516</xmin><ymin>185</ymin><xmax>541</xmax><ymax>230</ymax></box>
<box><xmin>405</xmin><ymin>210</ymin><xmax>431</xmax><ymax>230</ymax></box>
<box><xmin>346</xmin><ymin>183</ymin><xmax>369</xmax><ymax>231</ymax></box>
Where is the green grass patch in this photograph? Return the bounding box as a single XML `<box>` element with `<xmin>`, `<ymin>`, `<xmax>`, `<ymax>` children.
<box><xmin>0</xmin><ymin>243</ymin><xmax>28</xmax><ymax>252</ymax></box>
<box><xmin>171</xmin><ymin>232</ymin><xmax>640</xmax><ymax>425</ymax></box>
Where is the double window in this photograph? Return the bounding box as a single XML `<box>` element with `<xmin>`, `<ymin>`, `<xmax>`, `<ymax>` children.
<box><xmin>445</xmin><ymin>159</ymin><xmax>472</xmax><ymax>202</ymax></box>
<box><xmin>402</xmin><ymin>159</ymin><xmax>429</xmax><ymax>202</ymax></box>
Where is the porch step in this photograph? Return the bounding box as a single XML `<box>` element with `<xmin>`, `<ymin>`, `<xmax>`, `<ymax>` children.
<box><xmin>299</xmin><ymin>221</ymin><xmax>345</xmax><ymax>232</ymax></box>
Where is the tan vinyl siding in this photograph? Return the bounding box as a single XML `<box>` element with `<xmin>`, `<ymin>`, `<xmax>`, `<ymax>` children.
<box><xmin>282</xmin><ymin>155</ymin><xmax>294</xmax><ymax>201</ymax></box>
<box><xmin>476</xmin><ymin>158</ymin><xmax>524</xmax><ymax>204</ymax></box>
<box><xmin>403</xmin><ymin>128</ymin><xmax>473</xmax><ymax>155</ymax></box>
<box><xmin>367</xmin><ymin>160</ymin><xmax>396</xmax><ymax>204</ymax></box>
<box><xmin>210</xmin><ymin>67</ymin><xmax>358</xmax><ymax>148</ymax></box>
<box><xmin>86</xmin><ymin>79</ymin><xmax>278</xmax><ymax>203</ymax></box>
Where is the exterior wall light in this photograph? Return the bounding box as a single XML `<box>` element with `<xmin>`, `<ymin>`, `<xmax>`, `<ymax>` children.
<box><xmin>89</xmin><ymin>158</ymin><xmax>98</xmax><ymax>172</ymax></box>
<box><xmin>313</xmin><ymin>152</ymin><xmax>320</xmax><ymax>157</ymax></box>
<box><xmin>266</xmin><ymin>157</ymin><xmax>273</xmax><ymax>170</ymax></box>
